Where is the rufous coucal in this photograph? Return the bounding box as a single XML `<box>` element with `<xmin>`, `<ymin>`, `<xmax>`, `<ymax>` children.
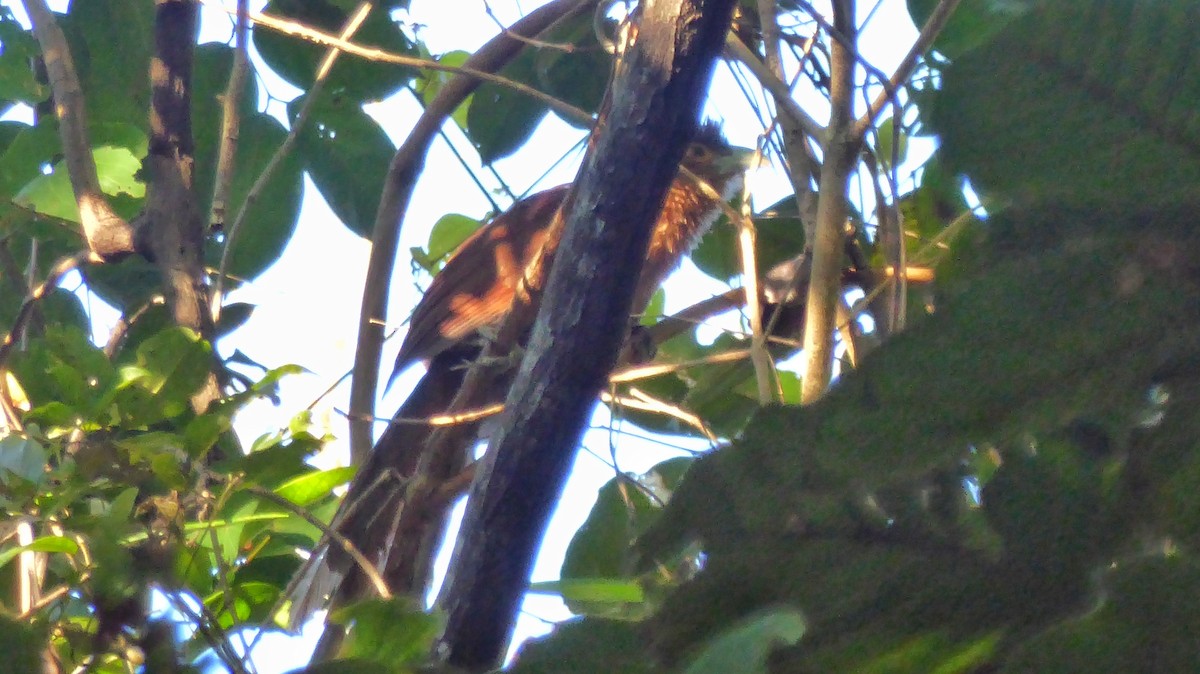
<box><xmin>289</xmin><ymin>121</ymin><xmax>752</xmax><ymax>626</ymax></box>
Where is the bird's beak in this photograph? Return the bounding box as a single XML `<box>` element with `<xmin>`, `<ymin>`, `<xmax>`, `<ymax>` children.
<box><xmin>717</xmin><ymin>146</ymin><xmax>760</xmax><ymax>174</ymax></box>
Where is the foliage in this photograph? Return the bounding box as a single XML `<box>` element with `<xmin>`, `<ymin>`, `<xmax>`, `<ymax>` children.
<box><xmin>1</xmin><ymin>0</ymin><xmax>1198</xmax><ymax>672</ymax></box>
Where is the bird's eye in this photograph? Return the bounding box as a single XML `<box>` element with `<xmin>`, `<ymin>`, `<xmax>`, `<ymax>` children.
<box><xmin>686</xmin><ymin>143</ymin><xmax>711</xmax><ymax>160</ymax></box>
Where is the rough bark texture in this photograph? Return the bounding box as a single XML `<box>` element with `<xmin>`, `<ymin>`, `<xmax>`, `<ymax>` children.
<box><xmin>434</xmin><ymin>0</ymin><xmax>739</xmax><ymax>668</ymax></box>
<box><xmin>136</xmin><ymin>0</ymin><xmax>217</xmax><ymax>410</ymax></box>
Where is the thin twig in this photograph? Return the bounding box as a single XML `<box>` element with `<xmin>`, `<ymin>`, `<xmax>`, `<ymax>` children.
<box><xmin>724</xmin><ymin>32</ymin><xmax>824</xmax><ymax>145</ymax></box>
<box><xmin>163</xmin><ymin>591</ymin><xmax>251</xmax><ymax>674</ymax></box>
<box><xmin>244</xmin><ymin>483</ymin><xmax>392</xmax><ymax>600</ymax></box>
<box><xmin>482</xmin><ymin>0</ymin><xmax>580</xmax><ymax>52</ymax></box>
<box><xmin>212</xmin><ymin>2</ymin><xmax>374</xmax><ymax>318</ymax></box>
<box><xmin>209</xmin><ymin>0</ymin><xmax>251</xmax><ymax>231</ymax></box>
<box><xmin>205</xmin><ymin>1</ymin><xmax>594</xmax><ymax>127</ymax></box>
<box><xmin>0</xmin><ymin>251</ymin><xmax>91</xmax><ymax>370</ymax></box>
<box><xmin>853</xmin><ymin>0</ymin><xmax>962</xmax><ymax>138</ymax></box>
<box><xmin>347</xmin><ymin>0</ymin><xmax>595</xmax><ymax>463</ymax></box>
<box><xmin>601</xmin><ymin>388</ymin><xmax>717</xmax><ymax>441</ymax></box>
<box><xmin>736</xmin><ymin>157</ymin><xmax>774</xmax><ymax>404</ymax></box>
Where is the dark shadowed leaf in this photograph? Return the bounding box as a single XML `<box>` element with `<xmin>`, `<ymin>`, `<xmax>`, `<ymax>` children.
<box><xmin>253</xmin><ymin>0</ymin><xmax>418</xmax><ymax>102</ymax></box>
<box><xmin>0</xmin><ymin>11</ymin><xmax>46</xmax><ymax>105</ymax></box>
<box><xmin>0</xmin><ymin>434</ymin><xmax>47</xmax><ymax>485</ymax></box>
<box><xmin>693</xmin><ymin>195</ymin><xmax>805</xmax><ymax>282</ymax></box>
<box><xmin>200</xmin><ymin>113</ymin><xmax>303</xmax><ymax>282</ymax></box>
<box><xmin>906</xmin><ymin>0</ymin><xmax>1034</xmax><ymax>58</ymax></box>
<box><xmin>467</xmin><ymin>47</ymin><xmax>547</xmax><ymax>164</ymax></box>
<box><xmin>682</xmin><ymin>607</ymin><xmax>805</xmax><ymax>674</ymax></box>
<box><xmin>533</xmin><ymin>11</ymin><xmax>610</xmax><ymax>127</ymax></box>
<box><xmin>0</xmin><ymin>615</ymin><xmax>42</xmax><ymax>674</ymax></box>
<box><xmin>329</xmin><ymin>598</ymin><xmax>442</xmax><ymax>667</ymax></box>
<box><xmin>290</xmin><ymin>93</ymin><xmax>394</xmax><ymax>237</ymax></box>
<box><xmin>928</xmin><ymin>1</ymin><xmax>1200</xmax><ymax>210</ymax></box>
<box><xmin>509</xmin><ymin>619</ymin><xmax>656</xmax><ymax>674</ymax></box>
<box><xmin>60</xmin><ymin>0</ymin><xmax>152</xmax><ymax>129</ymax></box>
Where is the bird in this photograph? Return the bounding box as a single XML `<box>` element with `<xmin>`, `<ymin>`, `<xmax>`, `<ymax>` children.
<box><xmin>288</xmin><ymin>121</ymin><xmax>753</xmax><ymax>633</ymax></box>
<box><xmin>388</xmin><ymin>119</ymin><xmax>753</xmax><ymax>385</ymax></box>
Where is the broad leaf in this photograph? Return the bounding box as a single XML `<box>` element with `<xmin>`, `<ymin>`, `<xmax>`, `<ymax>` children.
<box><xmin>253</xmin><ymin>0</ymin><xmax>418</xmax><ymax>102</ymax></box>
<box><xmin>290</xmin><ymin>93</ymin><xmax>394</xmax><ymax>238</ymax></box>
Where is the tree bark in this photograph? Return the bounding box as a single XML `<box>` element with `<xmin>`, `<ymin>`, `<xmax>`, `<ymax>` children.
<box><xmin>434</xmin><ymin>0</ymin><xmax>739</xmax><ymax>669</ymax></box>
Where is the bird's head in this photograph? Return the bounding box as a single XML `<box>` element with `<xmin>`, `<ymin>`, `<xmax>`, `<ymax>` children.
<box><xmin>679</xmin><ymin>120</ymin><xmax>757</xmax><ymax>200</ymax></box>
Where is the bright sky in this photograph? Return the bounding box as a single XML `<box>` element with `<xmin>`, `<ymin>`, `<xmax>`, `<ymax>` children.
<box><xmin>3</xmin><ymin>1</ymin><xmax>926</xmax><ymax>671</ymax></box>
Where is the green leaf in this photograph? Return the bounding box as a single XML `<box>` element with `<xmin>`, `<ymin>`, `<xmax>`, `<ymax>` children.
<box><xmin>0</xmin><ymin>433</ymin><xmax>46</xmax><ymax>485</ymax></box>
<box><xmin>273</xmin><ymin>466</ymin><xmax>356</xmax><ymax>506</ymax></box>
<box><xmin>183</xmin><ymin>413</ymin><xmax>231</xmax><ymax>459</ymax></box>
<box><xmin>0</xmin><ymin>287</ymin><xmax>89</xmax><ymax>349</ymax></box>
<box><xmin>693</xmin><ymin>195</ymin><xmax>805</xmax><ymax>282</ymax></box>
<box><xmin>0</xmin><ymin>121</ymin><xmax>59</xmax><ymax>197</ymax></box>
<box><xmin>200</xmin><ymin>113</ymin><xmax>303</xmax><ymax>282</ymax></box>
<box><xmin>0</xmin><ymin>615</ymin><xmax>42</xmax><ymax>674</ymax></box>
<box><xmin>60</xmin><ymin>0</ymin><xmax>153</xmax><ymax>129</ymax></box>
<box><xmin>508</xmin><ymin>619</ymin><xmax>656</xmax><ymax>674</ymax></box>
<box><xmin>253</xmin><ymin>0</ymin><xmax>418</xmax><ymax>101</ymax></box>
<box><xmin>640</xmin><ymin>288</ymin><xmax>665</xmax><ymax>326</ymax></box>
<box><xmin>23</xmin><ymin>535</ymin><xmax>80</xmax><ymax>555</ymax></box>
<box><xmin>425</xmin><ymin>213</ymin><xmax>480</xmax><ymax>264</ymax></box>
<box><xmin>329</xmin><ymin>598</ymin><xmax>442</xmax><ymax>667</ymax></box>
<box><xmin>982</xmin><ymin>438</ymin><xmax>1120</xmax><ymax>574</ymax></box>
<box><xmin>15</xmin><ymin>147</ymin><xmax>144</xmax><ymax>221</ymax></box>
<box><xmin>532</xmin><ymin>11</ymin><xmax>610</xmax><ymax>126</ymax></box>
<box><xmin>682</xmin><ymin>607</ymin><xmax>805</xmax><ymax>674</ymax></box>
<box><xmin>529</xmin><ymin>578</ymin><xmax>645</xmax><ymax>604</ymax></box>
<box><xmin>414</xmin><ymin>50</ymin><xmax>472</xmax><ymax>129</ymax></box>
<box><xmin>0</xmin><ymin>12</ymin><xmax>47</xmax><ymax>104</ymax></box>
<box><xmin>80</xmin><ymin>256</ymin><xmax>164</xmax><ymax>314</ymax></box>
<box><xmin>875</xmin><ymin>117</ymin><xmax>909</xmax><ymax>169</ymax></box>
<box><xmin>563</xmin><ymin>458</ymin><xmax>692</xmax><ymax>581</ymax></box>
<box><xmin>290</xmin><ymin>93</ymin><xmax>394</xmax><ymax>237</ymax></box>
<box><xmin>214</xmin><ymin>302</ymin><xmax>255</xmax><ymax>339</ymax></box>
<box><xmin>111</xmin><ymin>327</ymin><xmax>212</xmax><ymax>425</ymax></box>
<box><xmin>467</xmin><ymin>47</ymin><xmax>547</xmax><ymax>164</ymax></box>
<box><xmin>7</xmin><ymin>324</ymin><xmax>115</xmax><ymax>412</ymax></box>
<box><xmin>642</xmin><ymin>228</ymin><xmax>1200</xmax><ymax>558</ymax></box>
<box><xmin>928</xmin><ymin>1</ymin><xmax>1200</xmax><ymax>210</ymax></box>
<box><xmin>1002</xmin><ymin>556</ymin><xmax>1200</xmax><ymax>672</ymax></box>
<box><xmin>0</xmin><ymin>535</ymin><xmax>81</xmax><ymax>572</ymax></box>
<box><xmin>906</xmin><ymin>0</ymin><xmax>1034</xmax><ymax>58</ymax></box>
<box><xmin>192</xmin><ymin>42</ymin><xmax>258</xmax><ymax>126</ymax></box>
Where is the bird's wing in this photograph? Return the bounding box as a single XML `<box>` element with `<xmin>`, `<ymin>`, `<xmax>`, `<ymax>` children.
<box><xmin>390</xmin><ymin>185</ymin><xmax>568</xmax><ymax>380</ymax></box>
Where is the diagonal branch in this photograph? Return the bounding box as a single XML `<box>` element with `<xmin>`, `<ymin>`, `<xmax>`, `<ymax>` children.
<box><xmin>212</xmin><ymin>1</ymin><xmax>374</xmax><ymax>319</ymax></box>
<box><xmin>434</xmin><ymin>0</ymin><xmax>740</xmax><ymax>667</ymax></box>
<box><xmin>347</xmin><ymin>0</ymin><xmax>597</xmax><ymax>463</ymax></box>
<box><xmin>853</xmin><ymin>0</ymin><xmax>962</xmax><ymax>138</ymax></box>
<box><xmin>23</xmin><ymin>0</ymin><xmax>136</xmax><ymax>260</ymax></box>
<box><xmin>799</xmin><ymin>0</ymin><xmax>859</xmax><ymax>402</ymax></box>
<box><xmin>208</xmin><ymin>0</ymin><xmax>251</xmax><ymax>232</ymax></box>
<box><xmin>208</xmin><ymin>2</ymin><xmax>593</xmax><ymax>128</ymax></box>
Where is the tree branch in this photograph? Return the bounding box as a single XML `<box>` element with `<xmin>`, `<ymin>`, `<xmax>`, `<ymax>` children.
<box><xmin>133</xmin><ymin>0</ymin><xmax>219</xmax><ymax>417</ymax></box>
<box><xmin>800</xmin><ymin>0</ymin><xmax>859</xmax><ymax>402</ymax></box>
<box><xmin>852</xmin><ymin>0</ymin><xmax>962</xmax><ymax>138</ymax></box>
<box><xmin>348</xmin><ymin>0</ymin><xmax>596</xmax><ymax>463</ymax></box>
<box><xmin>209</xmin><ymin>2</ymin><xmax>593</xmax><ymax>128</ymax></box>
<box><xmin>23</xmin><ymin>0</ymin><xmax>136</xmax><ymax>260</ymax></box>
<box><xmin>434</xmin><ymin>0</ymin><xmax>739</xmax><ymax>668</ymax></box>
<box><xmin>207</xmin><ymin>0</ymin><xmax>250</xmax><ymax>233</ymax></box>
<box><xmin>212</xmin><ymin>1</ymin><xmax>374</xmax><ymax>318</ymax></box>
